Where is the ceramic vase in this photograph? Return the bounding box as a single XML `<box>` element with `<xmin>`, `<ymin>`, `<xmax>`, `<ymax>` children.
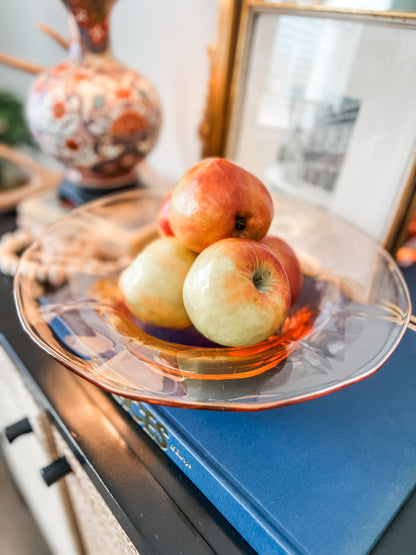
<box><xmin>26</xmin><ymin>0</ymin><xmax>162</xmax><ymax>204</ymax></box>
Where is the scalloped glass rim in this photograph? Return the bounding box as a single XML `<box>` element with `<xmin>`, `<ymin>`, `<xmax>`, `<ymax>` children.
<box><xmin>13</xmin><ymin>189</ymin><xmax>411</xmax><ymax>411</ymax></box>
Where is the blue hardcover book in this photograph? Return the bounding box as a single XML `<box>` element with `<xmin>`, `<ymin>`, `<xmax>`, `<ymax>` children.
<box><xmin>113</xmin><ymin>327</ymin><xmax>416</xmax><ymax>555</ymax></box>
<box><xmin>40</xmin><ymin>267</ymin><xmax>416</xmax><ymax>555</ymax></box>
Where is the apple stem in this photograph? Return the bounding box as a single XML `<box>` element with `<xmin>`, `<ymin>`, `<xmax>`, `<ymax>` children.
<box><xmin>235</xmin><ymin>215</ymin><xmax>246</xmax><ymax>231</ymax></box>
<box><xmin>253</xmin><ymin>274</ymin><xmax>263</xmax><ymax>287</ymax></box>
<box><xmin>253</xmin><ymin>267</ymin><xmax>271</xmax><ymax>293</ymax></box>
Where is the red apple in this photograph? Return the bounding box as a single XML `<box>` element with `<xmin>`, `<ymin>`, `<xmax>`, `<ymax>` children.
<box><xmin>157</xmin><ymin>192</ymin><xmax>174</xmax><ymax>236</ymax></box>
<box><xmin>183</xmin><ymin>238</ymin><xmax>291</xmax><ymax>347</ymax></box>
<box><xmin>261</xmin><ymin>235</ymin><xmax>303</xmax><ymax>304</ymax></box>
<box><xmin>169</xmin><ymin>157</ymin><xmax>274</xmax><ymax>253</ymax></box>
<box><xmin>119</xmin><ymin>236</ymin><xmax>197</xmax><ymax>328</ymax></box>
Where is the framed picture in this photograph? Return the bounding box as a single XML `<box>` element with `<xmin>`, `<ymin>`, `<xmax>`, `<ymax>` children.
<box><xmin>202</xmin><ymin>1</ymin><xmax>416</xmax><ymax>253</ymax></box>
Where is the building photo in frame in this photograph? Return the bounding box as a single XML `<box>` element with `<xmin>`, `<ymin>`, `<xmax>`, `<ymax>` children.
<box><xmin>221</xmin><ymin>2</ymin><xmax>416</xmax><ymax>251</ymax></box>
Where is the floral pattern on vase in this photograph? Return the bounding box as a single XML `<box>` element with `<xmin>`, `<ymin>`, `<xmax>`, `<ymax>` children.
<box><xmin>26</xmin><ymin>0</ymin><xmax>162</xmax><ymax>194</ymax></box>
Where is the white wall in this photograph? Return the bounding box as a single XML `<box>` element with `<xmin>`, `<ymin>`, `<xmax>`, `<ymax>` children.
<box><xmin>0</xmin><ymin>0</ymin><xmax>219</xmax><ymax>181</ymax></box>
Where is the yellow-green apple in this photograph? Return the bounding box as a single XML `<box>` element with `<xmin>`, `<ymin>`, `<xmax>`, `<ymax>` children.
<box><xmin>119</xmin><ymin>236</ymin><xmax>196</xmax><ymax>328</ymax></box>
<box><xmin>169</xmin><ymin>157</ymin><xmax>274</xmax><ymax>253</ymax></box>
<box><xmin>261</xmin><ymin>235</ymin><xmax>303</xmax><ymax>304</ymax></box>
<box><xmin>157</xmin><ymin>192</ymin><xmax>174</xmax><ymax>236</ymax></box>
<box><xmin>183</xmin><ymin>238</ymin><xmax>291</xmax><ymax>347</ymax></box>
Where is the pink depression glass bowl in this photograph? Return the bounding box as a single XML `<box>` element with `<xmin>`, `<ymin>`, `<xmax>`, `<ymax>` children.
<box><xmin>14</xmin><ymin>189</ymin><xmax>411</xmax><ymax>410</ymax></box>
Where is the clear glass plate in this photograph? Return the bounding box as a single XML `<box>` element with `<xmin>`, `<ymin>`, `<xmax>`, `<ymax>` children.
<box><xmin>14</xmin><ymin>189</ymin><xmax>411</xmax><ymax>410</ymax></box>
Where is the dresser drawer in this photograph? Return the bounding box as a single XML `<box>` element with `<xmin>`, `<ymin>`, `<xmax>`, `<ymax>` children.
<box><xmin>0</xmin><ymin>339</ymin><xmax>84</xmax><ymax>555</ymax></box>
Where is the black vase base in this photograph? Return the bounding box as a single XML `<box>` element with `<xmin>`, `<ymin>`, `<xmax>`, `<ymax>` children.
<box><xmin>59</xmin><ymin>177</ymin><xmax>142</xmax><ymax>207</ymax></box>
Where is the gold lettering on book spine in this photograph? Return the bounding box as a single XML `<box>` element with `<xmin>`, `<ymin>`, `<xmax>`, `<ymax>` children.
<box><xmin>115</xmin><ymin>396</ymin><xmax>169</xmax><ymax>451</ymax></box>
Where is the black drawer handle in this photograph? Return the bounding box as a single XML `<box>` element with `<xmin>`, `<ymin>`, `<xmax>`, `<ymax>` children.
<box><xmin>40</xmin><ymin>456</ymin><xmax>72</xmax><ymax>486</ymax></box>
<box><xmin>3</xmin><ymin>417</ymin><xmax>33</xmax><ymax>443</ymax></box>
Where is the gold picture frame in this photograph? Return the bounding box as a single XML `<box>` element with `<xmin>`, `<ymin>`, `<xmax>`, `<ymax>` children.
<box><xmin>201</xmin><ymin>1</ymin><xmax>416</xmax><ymax>254</ymax></box>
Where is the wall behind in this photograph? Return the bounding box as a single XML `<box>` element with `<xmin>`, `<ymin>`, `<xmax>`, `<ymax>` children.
<box><xmin>0</xmin><ymin>0</ymin><xmax>219</xmax><ymax>181</ymax></box>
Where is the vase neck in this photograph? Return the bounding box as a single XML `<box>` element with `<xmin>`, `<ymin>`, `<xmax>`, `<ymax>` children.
<box><xmin>63</xmin><ymin>0</ymin><xmax>116</xmax><ymax>57</ymax></box>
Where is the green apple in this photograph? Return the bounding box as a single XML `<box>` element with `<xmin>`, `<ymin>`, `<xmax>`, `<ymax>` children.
<box><xmin>183</xmin><ymin>238</ymin><xmax>291</xmax><ymax>347</ymax></box>
<box><xmin>119</xmin><ymin>236</ymin><xmax>197</xmax><ymax>328</ymax></box>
